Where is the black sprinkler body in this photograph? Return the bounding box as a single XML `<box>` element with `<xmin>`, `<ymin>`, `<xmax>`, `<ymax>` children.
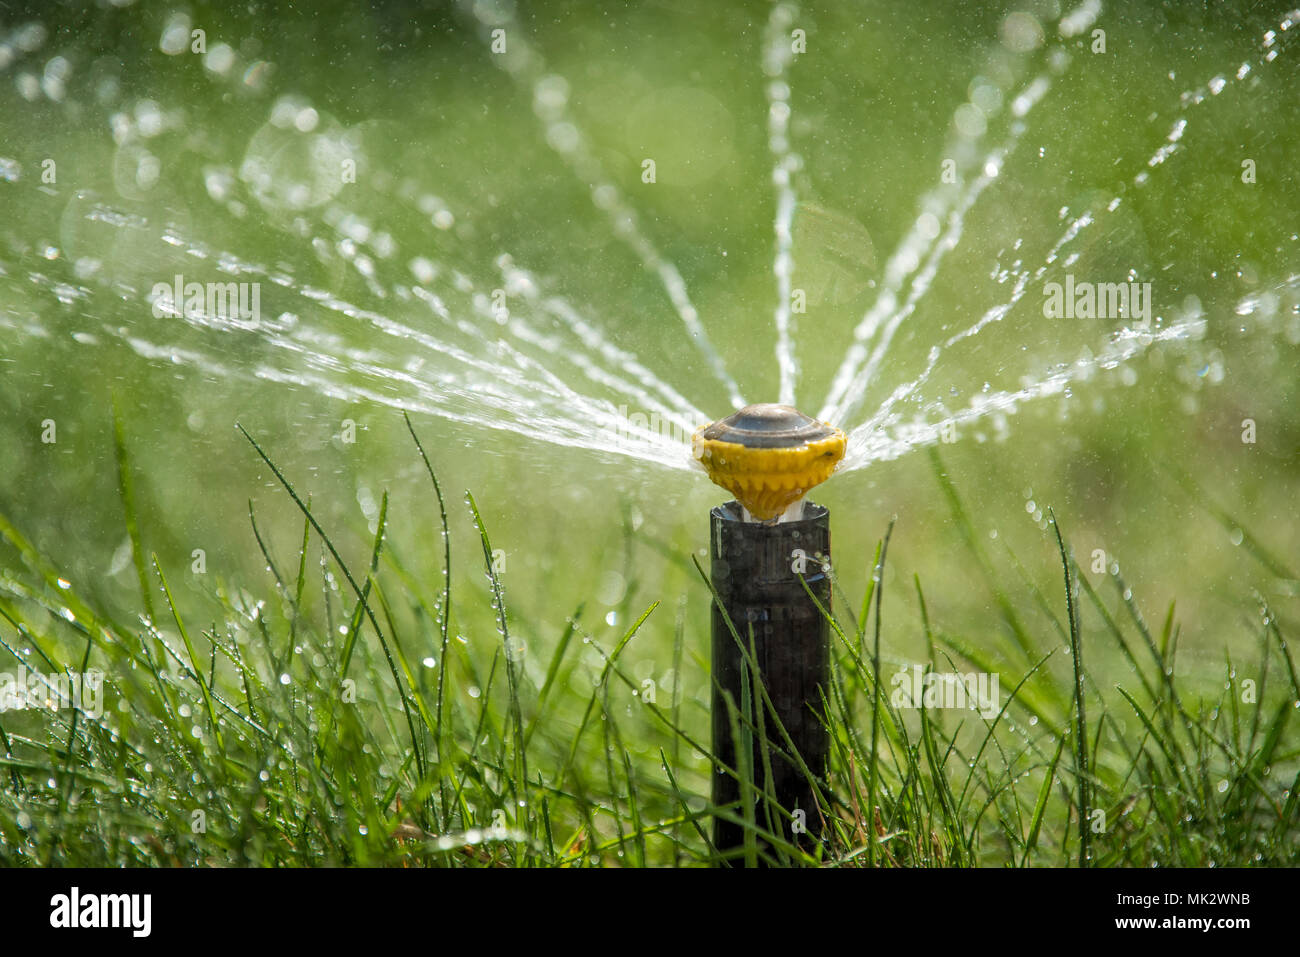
<box><xmin>710</xmin><ymin>500</ymin><xmax>831</xmax><ymax>861</ymax></box>
<box><xmin>694</xmin><ymin>404</ymin><xmax>845</xmax><ymax>863</ymax></box>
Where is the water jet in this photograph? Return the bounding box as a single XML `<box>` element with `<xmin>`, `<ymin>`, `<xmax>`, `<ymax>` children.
<box><xmin>694</xmin><ymin>404</ymin><xmax>845</xmax><ymax>861</ymax></box>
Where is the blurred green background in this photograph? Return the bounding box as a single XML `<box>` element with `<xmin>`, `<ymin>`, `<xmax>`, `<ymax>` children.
<box><xmin>1</xmin><ymin>0</ymin><xmax>1297</xmax><ymax>724</ymax></box>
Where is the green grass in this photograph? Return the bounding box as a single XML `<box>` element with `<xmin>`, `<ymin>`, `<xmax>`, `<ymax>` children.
<box><xmin>0</xmin><ymin>417</ymin><xmax>1295</xmax><ymax>867</ymax></box>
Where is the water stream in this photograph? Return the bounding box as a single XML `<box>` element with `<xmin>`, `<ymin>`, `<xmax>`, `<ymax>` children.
<box><xmin>1</xmin><ymin>2</ymin><xmax>1297</xmax><ymax>486</ymax></box>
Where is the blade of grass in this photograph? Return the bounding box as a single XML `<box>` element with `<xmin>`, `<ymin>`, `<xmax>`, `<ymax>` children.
<box><xmin>1049</xmin><ymin>509</ymin><xmax>1089</xmax><ymax>867</ymax></box>
<box><xmin>111</xmin><ymin>396</ymin><xmax>155</xmax><ymax>625</ymax></box>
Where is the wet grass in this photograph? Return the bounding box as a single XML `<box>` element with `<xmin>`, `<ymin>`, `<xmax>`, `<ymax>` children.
<box><xmin>0</xmin><ymin>418</ymin><xmax>1296</xmax><ymax>867</ymax></box>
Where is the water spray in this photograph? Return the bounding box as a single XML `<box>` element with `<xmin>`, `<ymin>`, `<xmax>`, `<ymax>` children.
<box><xmin>692</xmin><ymin>404</ymin><xmax>845</xmax><ymax>861</ymax></box>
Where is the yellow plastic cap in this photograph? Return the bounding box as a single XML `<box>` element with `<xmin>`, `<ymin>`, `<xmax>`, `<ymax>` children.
<box><xmin>692</xmin><ymin>404</ymin><xmax>846</xmax><ymax>521</ymax></box>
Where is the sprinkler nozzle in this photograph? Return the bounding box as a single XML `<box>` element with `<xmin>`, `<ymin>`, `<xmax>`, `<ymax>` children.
<box><xmin>692</xmin><ymin>404</ymin><xmax>846</xmax><ymax>521</ymax></box>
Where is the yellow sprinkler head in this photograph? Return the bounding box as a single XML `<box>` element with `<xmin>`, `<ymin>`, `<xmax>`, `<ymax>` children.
<box><xmin>692</xmin><ymin>404</ymin><xmax>846</xmax><ymax>521</ymax></box>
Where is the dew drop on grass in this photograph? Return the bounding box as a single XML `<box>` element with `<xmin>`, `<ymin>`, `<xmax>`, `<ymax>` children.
<box><xmin>468</xmin><ymin>685</ymin><xmax>481</xmax><ymax>698</ymax></box>
<box><xmin>358</xmin><ymin>825</ymin><xmax>368</xmax><ymax>836</ymax></box>
<box><xmin>279</xmin><ymin>673</ymin><xmax>291</xmax><ymax>685</ymax></box>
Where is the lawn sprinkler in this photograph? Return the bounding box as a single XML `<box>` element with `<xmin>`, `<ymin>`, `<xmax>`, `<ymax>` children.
<box><xmin>692</xmin><ymin>404</ymin><xmax>846</xmax><ymax>862</ymax></box>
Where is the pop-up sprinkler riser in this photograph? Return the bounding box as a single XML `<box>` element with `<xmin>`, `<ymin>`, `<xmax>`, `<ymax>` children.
<box><xmin>693</xmin><ymin>404</ymin><xmax>845</xmax><ymax>860</ymax></box>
